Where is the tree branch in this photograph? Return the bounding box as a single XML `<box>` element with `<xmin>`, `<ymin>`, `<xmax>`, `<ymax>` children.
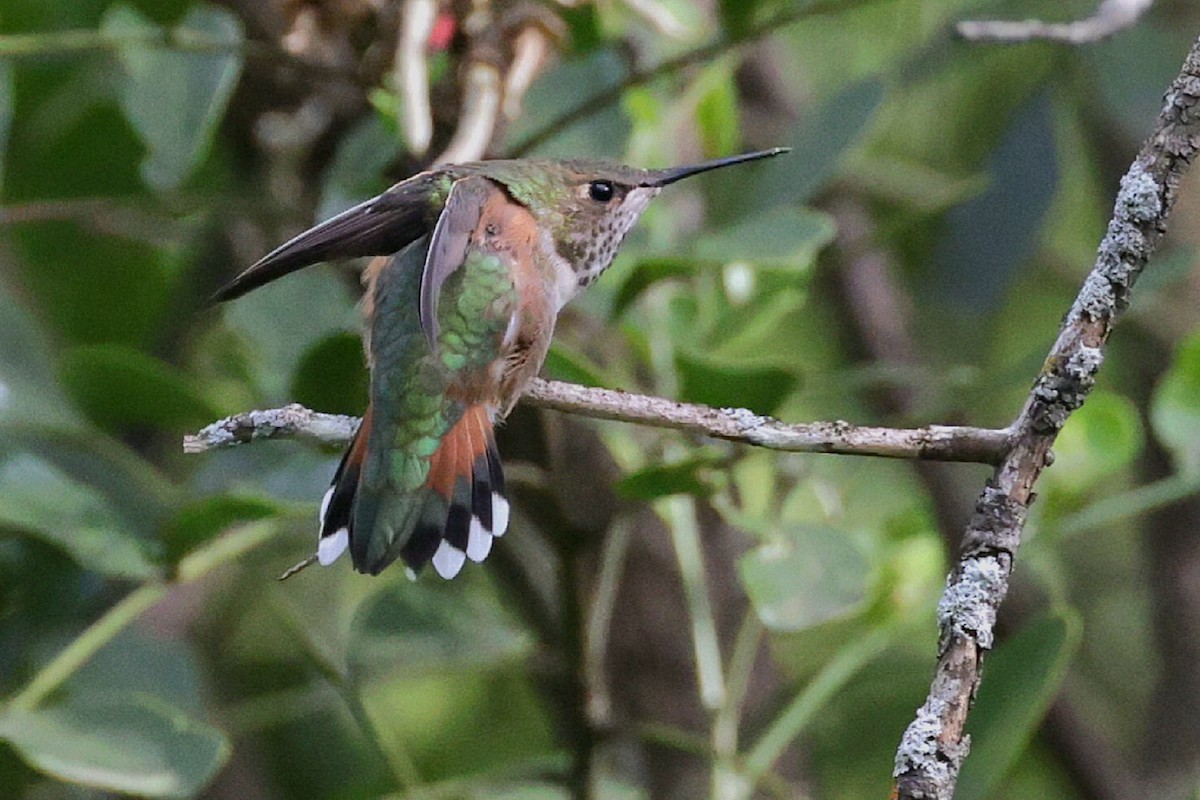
<box><xmin>957</xmin><ymin>0</ymin><xmax>1153</xmax><ymax>45</ymax></box>
<box><xmin>183</xmin><ymin>378</ymin><xmax>1013</xmax><ymax>464</ymax></box>
<box><xmin>893</xmin><ymin>33</ymin><xmax>1200</xmax><ymax>800</ymax></box>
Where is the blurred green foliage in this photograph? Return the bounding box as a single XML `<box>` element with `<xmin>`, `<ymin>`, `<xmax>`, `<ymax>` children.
<box><xmin>1</xmin><ymin>0</ymin><xmax>1200</xmax><ymax>798</ymax></box>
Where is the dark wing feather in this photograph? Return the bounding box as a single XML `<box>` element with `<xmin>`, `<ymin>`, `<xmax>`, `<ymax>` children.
<box><xmin>418</xmin><ymin>176</ymin><xmax>499</xmax><ymax>347</ymax></box>
<box><xmin>211</xmin><ymin>171</ymin><xmax>446</xmax><ymax>303</ymax></box>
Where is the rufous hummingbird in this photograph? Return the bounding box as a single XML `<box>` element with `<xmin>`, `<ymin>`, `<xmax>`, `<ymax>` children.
<box><xmin>213</xmin><ymin>148</ymin><xmax>788</xmax><ymax>579</ymax></box>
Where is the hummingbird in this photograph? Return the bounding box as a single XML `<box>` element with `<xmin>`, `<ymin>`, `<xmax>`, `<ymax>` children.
<box><xmin>213</xmin><ymin>147</ymin><xmax>788</xmax><ymax>580</ymax></box>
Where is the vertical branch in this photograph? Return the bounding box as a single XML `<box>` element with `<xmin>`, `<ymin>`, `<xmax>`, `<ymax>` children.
<box><xmin>894</xmin><ymin>35</ymin><xmax>1200</xmax><ymax>799</ymax></box>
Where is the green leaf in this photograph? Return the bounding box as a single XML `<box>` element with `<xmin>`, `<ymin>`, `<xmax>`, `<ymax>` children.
<box><xmin>739</xmin><ymin>525</ymin><xmax>870</xmax><ymax>631</ymax></box>
<box><xmin>0</xmin><ymin>454</ymin><xmax>159</xmax><ymax>579</ymax></box>
<box><xmin>60</xmin><ymin>343</ymin><xmax>219</xmax><ymax>432</ymax></box>
<box><xmin>0</xmin><ymin>694</ymin><xmax>230</xmax><ymax>798</ymax></box>
<box><xmin>0</xmin><ymin>425</ymin><xmax>178</xmax><ymax>535</ymax></box>
<box><xmin>954</xmin><ymin>611</ymin><xmax>1082</xmax><ymax>800</ymax></box>
<box><xmin>693</xmin><ymin>60</ymin><xmax>740</xmax><ymax>158</ymax></box>
<box><xmin>350</xmin><ymin>582</ymin><xmax>531</xmax><ymax>679</ymax></box>
<box><xmin>161</xmin><ymin>494</ymin><xmax>280</xmax><ymax>566</ymax></box>
<box><xmin>706</xmin><ymin>78</ymin><xmax>885</xmax><ymax>222</ymax></box>
<box><xmin>693</xmin><ymin>206</ymin><xmax>836</xmax><ymax>268</ymax></box>
<box><xmin>542</xmin><ymin>344</ymin><xmax>609</xmax><ymax>388</ymax></box>
<box><xmin>1151</xmin><ymin>330</ymin><xmax>1200</xmax><ymax>475</ymax></box>
<box><xmin>102</xmin><ymin>2</ymin><xmax>243</xmax><ymax>191</ymax></box>
<box><xmin>290</xmin><ymin>332</ymin><xmax>369</xmax><ymax>417</ymax></box>
<box><xmin>675</xmin><ymin>351</ymin><xmax>797</xmax><ymax>416</ymax></box>
<box><xmin>1045</xmin><ymin>390</ymin><xmax>1143</xmax><ymax>493</ymax></box>
<box><xmin>611</xmin><ymin>257</ymin><xmax>695</xmax><ymax>319</ymax></box>
<box><xmin>616</xmin><ymin>454</ymin><xmax>718</xmax><ymax>501</ymax></box>
<box><xmin>0</xmin><ymin>271</ymin><xmax>76</xmax><ymax>428</ymax></box>
<box><xmin>0</xmin><ymin>59</ymin><xmax>11</xmax><ymax>195</ymax></box>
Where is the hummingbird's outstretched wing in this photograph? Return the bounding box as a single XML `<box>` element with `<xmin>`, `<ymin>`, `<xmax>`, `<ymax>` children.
<box><xmin>211</xmin><ymin>171</ymin><xmax>446</xmax><ymax>303</ymax></box>
<box><xmin>419</xmin><ymin>176</ymin><xmax>499</xmax><ymax>348</ymax></box>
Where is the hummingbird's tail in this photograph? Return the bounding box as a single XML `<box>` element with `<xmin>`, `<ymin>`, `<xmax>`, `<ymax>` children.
<box><xmin>313</xmin><ymin>403</ymin><xmax>509</xmax><ymax>578</ymax></box>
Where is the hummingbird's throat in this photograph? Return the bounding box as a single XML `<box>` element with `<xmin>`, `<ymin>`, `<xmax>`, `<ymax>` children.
<box><xmin>569</xmin><ymin>186</ymin><xmax>659</xmax><ymax>293</ymax></box>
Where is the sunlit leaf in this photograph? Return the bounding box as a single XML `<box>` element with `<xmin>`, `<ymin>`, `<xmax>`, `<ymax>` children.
<box><xmin>60</xmin><ymin>344</ymin><xmax>219</xmax><ymax>433</ymax></box>
<box><xmin>1151</xmin><ymin>330</ymin><xmax>1200</xmax><ymax>475</ymax></box>
<box><xmin>740</xmin><ymin>525</ymin><xmax>870</xmax><ymax>631</ymax></box>
<box><xmin>349</xmin><ymin>582</ymin><xmax>531</xmax><ymax>679</ymax></box>
<box><xmin>102</xmin><ymin>2</ymin><xmax>243</xmax><ymax>191</ymax></box>
<box><xmin>955</xmin><ymin>611</ymin><xmax>1082</xmax><ymax>800</ymax></box>
<box><xmin>0</xmin><ymin>694</ymin><xmax>228</xmax><ymax>798</ymax></box>
<box><xmin>1045</xmin><ymin>390</ymin><xmax>1143</xmax><ymax>493</ymax></box>
<box><xmin>693</xmin><ymin>60</ymin><xmax>740</xmax><ymax>158</ymax></box>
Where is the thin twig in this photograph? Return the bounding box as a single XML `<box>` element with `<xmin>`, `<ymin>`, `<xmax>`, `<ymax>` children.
<box><xmin>183</xmin><ymin>380</ymin><xmax>1013</xmax><ymax>464</ymax></box>
<box><xmin>893</xmin><ymin>34</ymin><xmax>1200</xmax><ymax>800</ymax></box>
<box><xmin>957</xmin><ymin>0</ymin><xmax>1154</xmax><ymax>45</ymax></box>
<box><xmin>0</xmin><ymin>27</ymin><xmax>361</xmax><ymax>86</ymax></box>
<box><xmin>509</xmin><ymin>0</ymin><xmax>880</xmax><ymax>156</ymax></box>
<box><xmin>396</xmin><ymin>0</ymin><xmax>437</xmax><ymax>156</ymax></box>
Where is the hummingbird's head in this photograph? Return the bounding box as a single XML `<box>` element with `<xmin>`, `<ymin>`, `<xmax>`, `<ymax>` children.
<box><xmin>493</xmin><ymin>148</ymin><xmax>789</xmax><ymax>291</ymax></box>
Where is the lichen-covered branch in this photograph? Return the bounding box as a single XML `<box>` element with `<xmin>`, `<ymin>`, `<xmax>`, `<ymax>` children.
<box><xmin>184</xmin><ymin>378</ymin><xmax>1012</xmax><ymax>464</ymax></box>
<box><xmin>893</xmin><ymin>33</ymin><xmax>1200</xmax><ymax>800</ymax></box>
<box><xmin>957</xmin><ymin>0</ymin><xmax>1153</xmax><ymax>44</ymax></box>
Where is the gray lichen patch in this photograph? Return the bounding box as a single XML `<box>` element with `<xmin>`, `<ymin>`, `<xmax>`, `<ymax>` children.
<box><xmin>1116</xmin><ymin>165</ymin><xmax>1162</xmax><ymax>223</ymax></box>
<box><xmin>894</xmin><ymin>703</ymin><xmax>946</xmax><ymax>778</ymax></box>
<box><xmin>938</xmin><ymin>555</ymin><xmax>1005</xmax><ymax>649</ymax></box>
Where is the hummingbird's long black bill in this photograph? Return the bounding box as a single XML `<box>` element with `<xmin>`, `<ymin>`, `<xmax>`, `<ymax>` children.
<box><xmin>641</xmin><ymin>147</ymin><xmax>790</xmax><ymax>188</ymax></box>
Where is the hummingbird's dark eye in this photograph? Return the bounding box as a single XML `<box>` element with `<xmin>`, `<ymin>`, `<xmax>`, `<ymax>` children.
<box><xmin>588</xmin><ymin>180</ymin><xmax>615</xmax><ymax>202</ymax></box>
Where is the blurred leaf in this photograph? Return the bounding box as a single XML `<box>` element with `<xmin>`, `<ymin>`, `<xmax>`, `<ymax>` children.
<box><xmin>955</xmin><ymin>611</ymin><xmax>1082</xmax><ymax>800</ymax></box>
<box><xmin>506</xmin><ymin>48</ymin><xmax>630</xmax><ymax>158</ymax></box>
<box><xmin>349</xmin><ymin>582</ymin><xmax>531</xmax><ymax>679</ymax></box>
<box><xmin>12</xmin><ymin>222</ymin><xmax>175</xmax><ymax>348</ymax></box>
<box><xmin>611</xmin><ymin>257</ymin><xmax>694</xmax><ymax>319</ymax></box>
<box><xmin>740</xmin><ymin>525</ymin><xmax>870</xmax><ymax>631</ymax></box>
<box><xmin>60</xmin><ymin>343</ymin><xmax>219</xmax><ymax>432</ymax></box>
<box><xmin>926</xmin><ymin>92</ymin><xmax>1057</xmax><ymax>312</ymax></box>
<box><xmin>0</xmin><ymin>693</ymin><xmax>230</xmax><ymax>798</ymax></box>
<box><xmin>693</xmin><ymin>60</ymin><xmax>740</xmax><ymax>158</ymax></box>
<box><xmin>0</xmin><ymin>272</ymin><xmax>77</xmax><ymax>428</ymax></box>
<box><xmin>1088</xmin><ymin>24</ymin><xmax>1195</xmax><ymax>142</ymax></box>
<box><xmin>161</xmin><ymin>494</ymin><xmax>279</xmax><ymax>566</ymax></box>
<box><xmin>694</xmin><ymin>205</ymin><xmax>836</xmax><ymax>268</ymax></box>
<box><xmin>616</xmin><ymin>454</ymin><xmax>719</xmax><ymax>501</ymax></box>
<box><xmin>102</xmin><ymin>2</ymin><xmax>243</xmax><ymax>191</ymax></box>
<box><xmin>1046</xmin><ymin>391</ymin><xmax>1143</xmax><ymax>493</ymax></box>
<box><xmin>222</xmin><ymin>265</ymin><xmax>357</xmax><ymax>401</ymax></box>
<box><xmin>542</xmin><ymin>344</ymin><xmax>608</xmax><ymax>388</ymax></box>
<box><xmin>707</xmin><ymin>78</ymin><xmax>884</xmax><ymax>222</ymax></box>
<box><xmin>0</xmin><ymin>59</ymin><xmax>11</xmax><ymax>194</ymax></box>
<box><xmin>675</xmin><ymin>350</ymin><xmax>797</xmax><ymax>415</ymax></box>
<box><xmin>0</xmin><ymin>454</ymin><xmax>158</xmax><ymax>579</ymax></box>
<box><xmin>70</xmin><ymin>628</ymin><xmax>206</xmax><ymax>715</ymax></box>
<box><xmin>290</xmin><ymin>332</ymin><xmax>369</xmax><ymax>417</ymax></box>
<box><xmin>0</xmin><ymin>425</ymin><xmax>177</xmax><ymax>534</ymax></box>
<box><xmin>317</xmin><ymin>114</ymin><xmax>395</xmax><ymax>221</ymax></box>
<box><xmin>705</xmin><ymin>288</ymin><xmax>807</xmax><ymax>366</ymax></box>
<box><xmin>1151</xmin><ymin>330</ymin><xmax>1200</xmax><ymax>475</ymax></box>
